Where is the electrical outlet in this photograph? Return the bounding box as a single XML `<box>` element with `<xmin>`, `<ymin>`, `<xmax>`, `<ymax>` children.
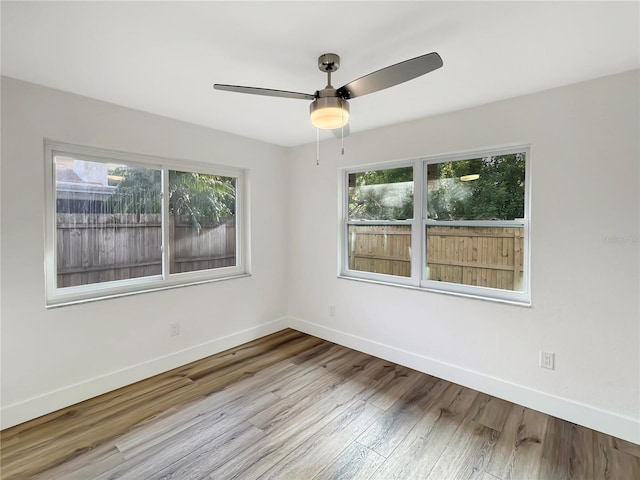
<box><xmin>328</xmin><ymin>305</ymin><xmax>336</xmax><ymax>316</ymax></box>
<box><xmin>169</xmin><ymin>322</ymin><xmax>180</xmax><ymax>337</ymax></box>
<box><xmin>540</xmin><ymin>351</ymin><xmax>555</xmax><ymax>370</ymax></box>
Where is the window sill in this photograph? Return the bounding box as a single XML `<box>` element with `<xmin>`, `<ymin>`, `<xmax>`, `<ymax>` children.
<box><xmin>46</xmin><ymin>273</ymin><xmax>252</xmax><ymax>309</ymax></box>
<box><xmin>337</xmin><ymin>274</ymin><xmax>532</xmax><ymax>307</ymax></box>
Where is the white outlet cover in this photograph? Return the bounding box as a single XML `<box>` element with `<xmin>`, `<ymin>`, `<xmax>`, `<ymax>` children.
<box><xmin>540</xmin><ymin>351</ymin><xmax>555</xmax><ymax>370</ymax></box>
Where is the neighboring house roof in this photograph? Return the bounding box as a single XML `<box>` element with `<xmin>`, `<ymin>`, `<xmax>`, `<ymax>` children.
<box><xmin>56</xmin><ymin>164</ymin><xmax>84</xmax><ymax>183</ymax></box>
<box><xmin>56</xmin><ymin>164</ymin><xmax>115</xmax><ymax>201</ymax></box>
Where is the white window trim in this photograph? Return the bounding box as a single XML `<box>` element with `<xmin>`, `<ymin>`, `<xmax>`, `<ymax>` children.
<box><xmin>340</xmin><ymin>145</ymin><xmax>531</xmax><ymax>305</ymax></box>
<box><xmin>342</xmin><ymin>160</ymin><xmax>419</xmax><ymax>286</ymax></box>
<box><xmin>44</xmin><ymin>140</ymin><xmax>250</xmax><ymax>307</ymax></box>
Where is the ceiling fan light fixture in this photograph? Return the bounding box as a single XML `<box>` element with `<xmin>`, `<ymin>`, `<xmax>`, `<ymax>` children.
<box><xmin>310</xmin><ymin>97</ymin><xmax>350</xmax><ymax>129</ymax></box>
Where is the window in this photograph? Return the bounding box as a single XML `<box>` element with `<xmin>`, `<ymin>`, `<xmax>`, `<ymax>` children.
<box><xmin>342</xmin><ymin>146</ymin><xmax>530</xmax><ymax>304</ymax></box>
<box><xmin>45</xmin><ymin>142</ymin><xmax>247</xmax><ymax>306</ymax></box>
<box><xmin>347</xmin><ymin>165</ymin><xmax>415</xmax><ymax>281</ymax></box>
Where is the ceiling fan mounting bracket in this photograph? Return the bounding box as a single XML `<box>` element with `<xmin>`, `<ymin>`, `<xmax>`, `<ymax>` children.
<box><xmin>318</xmin><ymin>53</ymin><xmax>340</xmax><ymax>73</ymax></box>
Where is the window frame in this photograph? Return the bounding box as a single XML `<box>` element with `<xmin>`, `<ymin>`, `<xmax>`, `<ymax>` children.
<box><xmin>44</xmin><ymin>141</ymin><xmax>249</xmax><ymax>307</ymax></box>
<box><xmin>342</xmin><ymin>160</ymin><xmax>421</xmax><ymax>286</ymax></box>
<box><xmin>340</xmin><ymin>145</ymin><xmax>531</xmax><ymax>305</ymax></box>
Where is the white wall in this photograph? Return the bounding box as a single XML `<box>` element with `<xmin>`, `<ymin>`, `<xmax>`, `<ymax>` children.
<box><xmin>2</xmin><ymin>72</ymin><xmax>639</xmax><ymax>444</ymax></box>
<box><xmin>287</xmin><ymin>70</ymin><xmax>640</xmax><ymax>443</ymax></box>
<box><xmin>0</xmin><ymin>77</ymin><xmax>290</xmax><ymax>428</ymax></box>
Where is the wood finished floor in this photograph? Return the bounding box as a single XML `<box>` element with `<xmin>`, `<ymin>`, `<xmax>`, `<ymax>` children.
<box><xmin>1</xmin><ymin>329</ymin><xmax>638</xmax><ymax>479</ymax></box>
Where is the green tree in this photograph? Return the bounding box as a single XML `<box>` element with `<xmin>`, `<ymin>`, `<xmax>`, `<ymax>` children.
<box><xmin>108</xmin><ymin>166</ymin><xmax>161</xmax><ymax>217</ymax></box>
<box><xmin>351</xmin><ymin>166</ymin><xmax>413</xmax><ymax>187</ymax></box>
<box><xmin>427</xmin><ymin>153</ymin><xmax>525</xmax><ymax>220</ymax></box>
<box><xmin>348</xmin><ymin>166</ymin><xmax>413</xmax><ymax>220</ymax></box>
<box><xmin>109</xmin><ymin>167</ymin><xmax>235</xmax><ymax>231</ymax></box>
<box><xmin>168</xmin><ymin>171</ymin><xmax>235</xmax><ymax>231</ymax></box>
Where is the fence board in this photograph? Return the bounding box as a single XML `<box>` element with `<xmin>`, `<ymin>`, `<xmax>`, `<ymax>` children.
<box><xmin>56</xmin><ymin>214</ymin><xmax>235</xmax><ymax>288</ymax></box>
<box><xmin>349</xmin><ymin>225</ymin><xmax>524</xmax><ymax>291</ymax></box>
<box><xmin>348</xmin><ymin>225</ymin><xmax>412</xmax><ymax>277</ymax></box>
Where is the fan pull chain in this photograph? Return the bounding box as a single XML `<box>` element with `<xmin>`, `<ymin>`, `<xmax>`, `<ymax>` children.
<box><xmin>316</xmin><ymin>127</ymin><xmax>320</xmax><ymax>166</ymax></box>
<box><xmin>341</xmin><ymin>108</ymin><xmax>345</xmax><ymax>155</ymax></box>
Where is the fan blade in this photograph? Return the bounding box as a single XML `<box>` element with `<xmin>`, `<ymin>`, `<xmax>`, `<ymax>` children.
<box><xmin>214</xmin><ymin>84</ymin><xmax>315</xmax><ymax>100</ymax></box>
<box><xmin>337</xmin><ymin>52</ymin><xmax>443</xmax><ymax>99</ymax></box>
<box><xmin>332</xmin><ymin>124</ymin><xmax>350</xmax><ymax>139</ymax></box>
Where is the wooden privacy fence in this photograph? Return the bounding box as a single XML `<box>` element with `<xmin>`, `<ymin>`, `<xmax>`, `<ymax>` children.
<box><xmin>349</xmin><ymin>225</ymin><xmax>412</xmax><ymax>278</ymax></box>
<box><xmin>56</xmin><ymin>213</ymin><xmax>235</xmax><ymax>287</ymax></box>
<box><xmin>170</xmin><ymin>216</ymin><xmax>236</xmax><ymax>274</ymax></box>
<box><xmin>349</xmin><ymin>225</ymin><xmax>524</xmax><ymax>291</ymax></box>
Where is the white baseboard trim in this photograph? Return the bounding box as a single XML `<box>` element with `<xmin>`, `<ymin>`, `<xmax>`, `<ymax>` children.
<box><xmin>1</xmin><ymin>318</ymin><xmax>289</xmax><ymax>430</ymax></box>
<box><xmin>288</xmin><ymin>316</ymin><xmax>640</xmax><ymax>445</ymax></box>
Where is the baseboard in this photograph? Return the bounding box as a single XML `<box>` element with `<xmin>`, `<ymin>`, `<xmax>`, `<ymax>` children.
<box><xmin>288</xmin><ymin>316</ymin><xmax>640</xmax><ymax>445</ymax></box>
<box><xmin>1</xmin><ymin>317</ymin><xmax>289</xmax><ymax>430</ymax></box>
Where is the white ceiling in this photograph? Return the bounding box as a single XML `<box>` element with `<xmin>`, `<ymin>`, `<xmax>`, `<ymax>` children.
<box><xmin>2</xmin><ymin>1</ymin><xmax>639</xmax><ymax>147</ymax></box>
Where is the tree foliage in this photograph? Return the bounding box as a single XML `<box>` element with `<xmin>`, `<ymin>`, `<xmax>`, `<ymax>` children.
<box><xmin>109</xmin><ymin>167</ymin><xmax>235</xmax><ymax>231</ymax></box>
<box><xmin>108</xmin><ymin>166</ymin><xmax>161</xmax><ymax>216</ymax></box>
<box><xmin>348</xmin><ymin>166</ymin><xmax>414</xmax><ymax>220</ymax></box>
<box><xmin>347</xmin><ymin>154</ymin><xmax>525</xmax><ymax>222</ymax></box>
<box><xmin>427</xmin><ymin>153</ymin><xmax>525</xmax><ymax>220</ymax></box>
<box><xmin>169</xmin><ymin>171</ymin><xmax>235</xmax><ymax>230</ymax></box>
<box><xmin>351</xmin><ymin>166</ymin><xmax>413</xmax><ymax>187</ymax></box>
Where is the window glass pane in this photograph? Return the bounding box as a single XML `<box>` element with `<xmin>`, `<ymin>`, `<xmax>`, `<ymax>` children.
<box><xmin>426</xmin><ymin>225</ymin><xmax>524</xmax><ymax>291</ymax></box>
<box><xmin>55</xmin><ymin>157</ymin><xmax>162</xmax><ymax>288</ymax></box>
<box><xmin>348</xmin><ymin>166</ymin><xmax>413</xmax><ymax>220</ymax></box>
<box><xmin>426</xmin><ymin>153</ymin><xmax>525</xmax><ymax>220</ymax></box>
<box><xmin>348</xmin><ymin>225</ymin><xmax>411</xmax><ymax>277</ymax></box>
<box><xmin>168</xmin><ymin>170</ymin><xmax>237</xmax><ymax>274</ymax></box>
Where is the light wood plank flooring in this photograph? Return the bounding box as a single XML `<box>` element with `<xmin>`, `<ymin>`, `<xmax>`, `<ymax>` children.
<box><xmin>1</xmin><ymin>329</ymin><xmax>638</xmax><ymax>479</ymax></box>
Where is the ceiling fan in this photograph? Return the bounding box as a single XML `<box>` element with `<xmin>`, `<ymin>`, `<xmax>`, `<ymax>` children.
<box><xmin>213</xmin><ymin>52</ymin><xmax>443</xmax><ymax>132</ymax></box>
